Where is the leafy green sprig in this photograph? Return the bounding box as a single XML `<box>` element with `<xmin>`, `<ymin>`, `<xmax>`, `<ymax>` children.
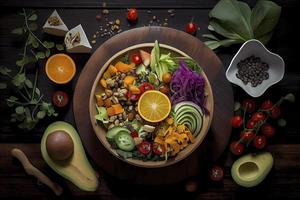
<box><xmin>0</xmin><ymin>9</ymin><xmax>64</xmax><ymax>130</ymax></box>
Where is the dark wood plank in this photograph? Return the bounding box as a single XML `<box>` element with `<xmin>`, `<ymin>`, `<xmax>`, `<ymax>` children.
<box><xmin>0</xmin><ymin>0</ymin><xmax>298</xmax><ymax>9</ymax></box>
<box><xmin>1</xmin><ymin>143</ymin><xmax>300</xmax><ymax>199</ymax></box>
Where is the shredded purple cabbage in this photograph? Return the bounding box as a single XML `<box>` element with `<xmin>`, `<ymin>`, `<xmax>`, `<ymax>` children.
<box><xmin>170</xmin><ymin>60</ymin><xmax>208</xmax><ymax>114</ymax></box>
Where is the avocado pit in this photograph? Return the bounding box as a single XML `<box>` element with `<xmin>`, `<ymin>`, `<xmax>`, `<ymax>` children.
<box><xmin>46</xmin><ymin>130</ymin><xmax>74</xmax><ymax>161</ymax></box>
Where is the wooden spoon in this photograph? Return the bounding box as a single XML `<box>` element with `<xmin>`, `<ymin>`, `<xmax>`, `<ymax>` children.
<box><xmin>11</xmin><ymin>148</ymin><xmax>63</xmax><ymax>196</ymax></box>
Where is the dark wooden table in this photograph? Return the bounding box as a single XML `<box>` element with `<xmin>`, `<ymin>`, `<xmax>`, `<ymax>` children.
<box><xmin>1</xmin><ymin>0</ymin><xmax>300</xmax><ymax>199</ymax></box>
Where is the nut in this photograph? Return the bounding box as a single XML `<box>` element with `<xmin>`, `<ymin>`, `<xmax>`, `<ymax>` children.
<box><xmin>109</xmin><ymin>116</ymin><xmax>117</xmax><ymax>122</ymax></box>
<box><xmin>127</xmin><ymin>112</ymin><xmax>135</xmax><ymax>121</ymax></box>
<box><xmin>114</xmin><ymin>119</ymin><xmax>120</xmax><ymax>125</ymax></box>
<box><xmin>111</xmin><ymin>96</ymin><xmax>119</xmax><ymax>104</ymax></box>
<box><xmin>108</xmin><ymin>124</ymin><xmax>115</xmax><ymax>129</ymax></box>
<box><xmin>105</xmin><ymin>89</ymin><xmax>113</xmax><ymax>97</ymax></box>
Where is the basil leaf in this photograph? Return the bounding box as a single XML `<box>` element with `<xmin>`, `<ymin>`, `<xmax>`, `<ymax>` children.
<box><xmin>55</xmin><ymin>44</ymin><xmax>64</xmax><ymax>51</ymax></box>
<box><xmin>36</xmin><ymin>52</ymin><xmax>45</xmax><ymax>59</ymax></box>
<box><xmin>28</xmin><ymin>14</ymin><xmax>38</xmax><ymax>21</ymax></box>
<box><xmin>15</xmin><ymin>106</ymin><xmax>25</xmax><ymax>114</ymax></box>
<box><xmin>0</xmin><ymin>66</ymin><xmax>12</xmax><ymax>76</ymax></box>
<box><xmin>25</xmin><ymin>79</ymin><xmax>33</xmax><ymax>88</ymax></box>
<box><xmin>37</xmin><ymin>110</ymin><xmax>46</xmax><ymax>119</ymax></box>
<box><xmin>251</xmin><ymin>0</ymin><xmax>281</xmax><ymax>38</ymax></box>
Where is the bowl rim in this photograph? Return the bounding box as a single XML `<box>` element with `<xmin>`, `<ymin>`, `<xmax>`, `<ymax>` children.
<box><xmin>226</xmin><ymin>39</ymin><xmax>285</xmax><ymax>97</ymax></box>
<box><xmin>89</xmin><ymin>42</ymin><xmax>214</xmax><ymax>168</ymax></box>
<box><xmin>45</xmin><ymin>53</ymin><xmax>76</xmax><ymax>84</ymax></box>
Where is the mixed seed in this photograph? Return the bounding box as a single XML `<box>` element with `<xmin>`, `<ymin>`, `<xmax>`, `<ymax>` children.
<box><xmin>236</xmin><ymin>55</ymin><xmax>269</xmax><ymax>87</ymax></box>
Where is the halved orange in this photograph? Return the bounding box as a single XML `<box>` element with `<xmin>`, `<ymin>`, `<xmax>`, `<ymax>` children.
<box><xmin>138</xmin><ymin>90</ymin><xmax>171</xmax><ymax>123</ymax></box>
<box><xmin>45</xmin><ymin>54</ymin><xmax>76</xmax><ymax>84</ymax></box>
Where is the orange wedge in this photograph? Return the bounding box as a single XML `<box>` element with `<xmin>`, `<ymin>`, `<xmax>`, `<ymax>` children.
<box><xmin>138</xmin><ymin>90</ymin><xmax>171</xmax><ymax>123</ymax></box>
<box><xmin>45</xmin><ymin>54</ymin><xmax>76</xmax><ymax>84</ymax></box>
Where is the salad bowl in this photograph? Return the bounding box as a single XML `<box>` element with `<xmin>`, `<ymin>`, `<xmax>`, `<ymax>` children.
<box><xmin>89</xmin><ymin>42</ymin><xmax>214</xmax><ymax>168</ymax></box>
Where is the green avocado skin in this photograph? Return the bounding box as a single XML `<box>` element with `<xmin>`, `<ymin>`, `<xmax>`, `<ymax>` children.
<box><xmin>41</xmin><ymin>121</ymin><xmax>99</xmax><ymax>192</ymax></box>
<box><xmin>231</xmin><ymin>152</ymin><xmax>273</xmax><ymax>188</ymax></box>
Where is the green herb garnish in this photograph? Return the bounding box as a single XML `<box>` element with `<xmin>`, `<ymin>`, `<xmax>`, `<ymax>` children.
<box><xmin>0</xmin><ymin>9</ymin><xmax>62</xmax><ymax>130</ymax></box>
<box><xmin>203</xmin><ymin>0</ymin><xmax>281</xmax><ymax>50</ymax></box>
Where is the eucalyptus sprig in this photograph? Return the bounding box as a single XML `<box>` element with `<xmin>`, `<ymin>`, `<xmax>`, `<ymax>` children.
<box><xmin>0</xmin><ymin>9</ymin><xmax>62</xmax><ymax>130</ymax></box>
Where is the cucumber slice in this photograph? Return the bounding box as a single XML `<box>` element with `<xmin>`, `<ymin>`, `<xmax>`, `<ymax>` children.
<box><xmin>114</xmin><ymin>132</ymin><xmax>135</xmax><ymax>151</ymax></box>
<box><xmin>106</xmin><ymin>126</ymin><xmax>130</xmax><ymax>142</ymax></box>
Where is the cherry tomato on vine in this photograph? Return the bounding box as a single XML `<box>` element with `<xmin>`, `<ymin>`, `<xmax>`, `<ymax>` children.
<box><xmin>138</xmin><ymin>141</ymin><xmax>152</xmax><ymax>155</ymax></box>
<box><xmin>253</xmin><ymin>135</ymin><xmax>267</xmax><ymax>149</ymax></box>
<box><xmin>251</xmin><ymin>112</ymin><xmax>266</xmax><ymax>122</ymax></box>
<box><xmin>127</xmin><ymin>8</ymin><xmax>138</xmax><ymax>21</ymax></box>
<box><xmin>130</xmin><ymin>54</ymin><xmax>142</xmax><ymax>65</ymax></box>
<box><xmin>230</xmin><ymin>141</ymin><xmax>244</xmax><ymax>155</ymax></box>
<box><xmin>231</xmin><ymin>115</ymin><xmax>243</xmax><ymax>128</ymax></box>
<box><xmin>209</xmin><ymin>166</ymin><xmax>224</xmax><ymax>182</ymax></box>
<box><xmin>185</xmin><ymin>22</ymin><xmax>197</xmax><ymax>34</ymax></box>
<box><xmin>242</xmin><ymin>99</ymin><xmax>256</xmax><ymax>113</ymax></box>
<box><xmin>246</xmin><ymin>119</ymin><xmax>257</xmax><ymax>129</ymax></box>
<box><xmin>240</xmin><ymin>130</ymin><xmax>255</xmax><ymax>142</ymax></box>
<box><xmin>261</xmin><ymin>100</ymin><xmax>273</xmax><ymax>110</ymax></box>
<box><xmin>261</xmin><ymin>124</ymin><xmax>276</xmax><ymax>138</ymax></box>
<box><xmin>270</xmin><ymin>106</ymin><xmax>281</xmax><ymax>119</ymax></box>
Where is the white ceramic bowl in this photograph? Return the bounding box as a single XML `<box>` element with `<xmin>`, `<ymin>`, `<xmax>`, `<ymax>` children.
<box><xmin>226</xmin><ymin>39</ymin><xmax>285</xmax><ymax>97</ymax></box>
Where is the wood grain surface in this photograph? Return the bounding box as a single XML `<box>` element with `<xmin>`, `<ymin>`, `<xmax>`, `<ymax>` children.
<box><xmin>0</xmin><ymin>0</ymin><xmax>300</xmax><ymax>199</ymax></box>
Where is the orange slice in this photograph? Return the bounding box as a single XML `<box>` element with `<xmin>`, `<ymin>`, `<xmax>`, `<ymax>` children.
<box><xmin>45</xmin><ymin>54</ymin><xmax>76</xmax><ymax>84</ymax></box>
<box><xmin>138</xmin><ymin>90</ymin><xmax>171</xmax><ymax>123</ymax></box>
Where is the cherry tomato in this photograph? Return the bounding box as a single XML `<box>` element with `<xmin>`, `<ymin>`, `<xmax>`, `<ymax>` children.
<box><xmin>253</xmin><ymin>135</ymin><xmax>267</xmax><ymax>149</ymax></box>
<box><xmin>261</xmin><ymin>123</ymin><xmax>276</xmax><ymax>138</ymax></box>
<box><xmin>231</xmin><ymin>115</ymin><xmax>243</xmax><ymax>128</ymax></box>
<box><xmin>127</xmin><ymin>91</ymin><xmax>140</xmax><ymax>101</ymax></box>
<box><xmin>270</xmin><ymin>106</ymin><xmax>281</xmax><ymax>119</ymax></box>
<box><xmin>251</xmin><ymin>112</ymin><xmax>266</xmax><ymax>122</ymax></box>
<box><xmin>139</xmin><ymin>82</ymin><xmax>155</xmax><ymax>93</ymax></box>
<box><xmin>130</xmin><ymin>131</ymin><xmax>138</xmax><ymax>138</ymax></box>
<box><xmin>185</xmin><ymin>22</ymin><xmax>197</xmax><ymax>34</ymax></box>
<box><xmin>52</xmin><ymin>91</ymin><xmax>69</xmax><ymax>108</ymax></box>
<box><xmin>209</xmin><ymin>166</ymin><xmax>224</xmax><ymax>182</ymax></box>
<box><xmin>261</xmin><ymin>100</ymin><xmax>273</xmax><ymax>110</ymax></box>
<box><xmin>127</xmin><ymin>8</ymin><xmax>138</xmax><ymax>21</ymax></box>
<box><xmin>240</xmin><ymin>130</ymin><xmax>255</xmax><ymax>142</ymax></box>
<box><xmin>152</xmin><ymin>143</ymin><xmax>163</xmax><ymax>155</ymax></box>
<box><xmin>230</xmin><ymin>141</ymin><xmax>244</xmax><ymax>155</ymax></box>
<box><xmin>242</xmin><ymin>99</ymin><xmax>256</xmax><ymax>113</ymax></box>
<box><xmin>130</xmin><ymin>54</ymin><xmax>142</xmax><ymax>65</ymax></box>
<box><xmin>138</xmin><ymin>141</ymin><xmax>152</xmax><ymax>155</ymax></box>
<box><xmin>246</xmin><ymin>119</ymin><xmax>257</xmax><ymax>129</ymax></box>
<box><xmin>185</xmin><ymin>181</ymin><xmax>198</xmax><ymax>193</ymax></box>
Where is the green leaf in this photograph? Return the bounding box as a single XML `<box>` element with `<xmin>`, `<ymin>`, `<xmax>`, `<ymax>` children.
<box><xmin>209</xmin><ymin>0</ymin><xmax>253</xmax><ymax>40</ymax></box>
<box><xmin>11</xmin><ymin>27</ymin><xmax>23</xmax><ymax>35</ymax></box>
<box><xmin>55</xmin><ymin>44</ymin><xmax>64</xmax><ymax>51</ymax></box>
<box><xmin>28</xmin><ymin>34</ymin><xmax>39</xmax><ymax>48</ymax></box>
<box><xmin>116</xmin><ymin>149</ymin><xmax>133</xmax><ymax>159</ymax></box>
<box><xmin>37</xmin><ymin>110</ymin><xmax>46</xmax><ymax>119</ymax></box>
<box><xmin>0</xmin><ymin>66</ymin><xmax>12</xmax><ymax>76</ymax></box>
<box><xmin>256</xmin><ymin>31</ymin><xmax>273</xmax><ymax>45</ymax></box>
<box><xmin>95</xmin><ymin>106</ymin><xmax>109</xmax><ymax>123</ymax></box>
<box><xmin>45</xmin><ymin>49</ymin><xmax>51</xmax><ymax>57</ymax></box>
<box><xmin>251</xmin><ymin>0</ymin><xmax>281</xmax><ymax>38</ymax></box>
<box><xmin>7</xmin><ymin>96</ymin><xmax>18</xmax><ymax>107</ymax></box>
<box><xmin>43</xmin><ymin>41</ymin><xmax>55</xmax><ymax>48</ymax></box>
<box><xmin>12</xmin><ymin>73</ymin><xmax>26</xmax><ymax>87</ymax></box>
<box><xmin>0</xmin><ymin>82</ymin><xmax>7</xmax><ymax>89</ymax></box>
<box><xmin>16</xmin><ymin>56</ymin><xmax>36</xmax><ymax>67</ymax></box>
<box><xmin>204</xmin><ymin>40</ymin><xmax>221</xmax><ymax>50</ymax></box>
<box><xmin>202</xmin><ymin>34</ymin><xmax>220</xmax><ymax>41</ymax></box>
<box><xmin>36</xmin><ymin>52</ymin><xmax>45</xmax><ymax>59</ymax></box>
<box><xmin>35</xmin><ymin>88</ymin><xmax>40</xmax><ymax>96</ymax></box>
<box><xmin>15</xmin><ymin>106</ymin><xmax>25</xmax><ymax>114</ymax></box>
<box><xmin>29</xmin><ymin>23</ymin><xmax>38</xmax><ymax>31</ymax></box>
<box><xmin>24</xmin><ymin>79</ymin><xmax>33</xmax><ymax>88</ymax></box>
<box><xmin>28</xmin><ymin>14</ymin><xmax>38</xmax><ymax>21</ymax></box>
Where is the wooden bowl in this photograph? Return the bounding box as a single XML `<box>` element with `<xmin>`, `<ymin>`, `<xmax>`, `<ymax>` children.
<box><xmin>89</xmin><ymin>43</ymin><xmax>214</xmax><ymax>168</ymax></box>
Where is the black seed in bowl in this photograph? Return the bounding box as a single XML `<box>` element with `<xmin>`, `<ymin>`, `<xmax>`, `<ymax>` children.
<box><xmin>235</xmin><ymin>55</ymin><xmax>269</xmax><ymax>87</ymax></box>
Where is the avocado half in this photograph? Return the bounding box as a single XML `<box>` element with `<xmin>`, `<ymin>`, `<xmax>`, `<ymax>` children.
<box><xmin>41</xmin><ymin>121</ymin><xmax>99</xmax><ymax>191</ymax></box>
<box><xmin>231</xmin><ymin>152</ymin><xmax>273</xmax><ymax>188</ymax></box>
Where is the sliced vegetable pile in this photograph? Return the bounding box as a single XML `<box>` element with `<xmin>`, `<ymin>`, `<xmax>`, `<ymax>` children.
<box><xmin>94</xmin><ymin>40</ymin><xmax>209</xmax><ymax>161</ymax></box>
